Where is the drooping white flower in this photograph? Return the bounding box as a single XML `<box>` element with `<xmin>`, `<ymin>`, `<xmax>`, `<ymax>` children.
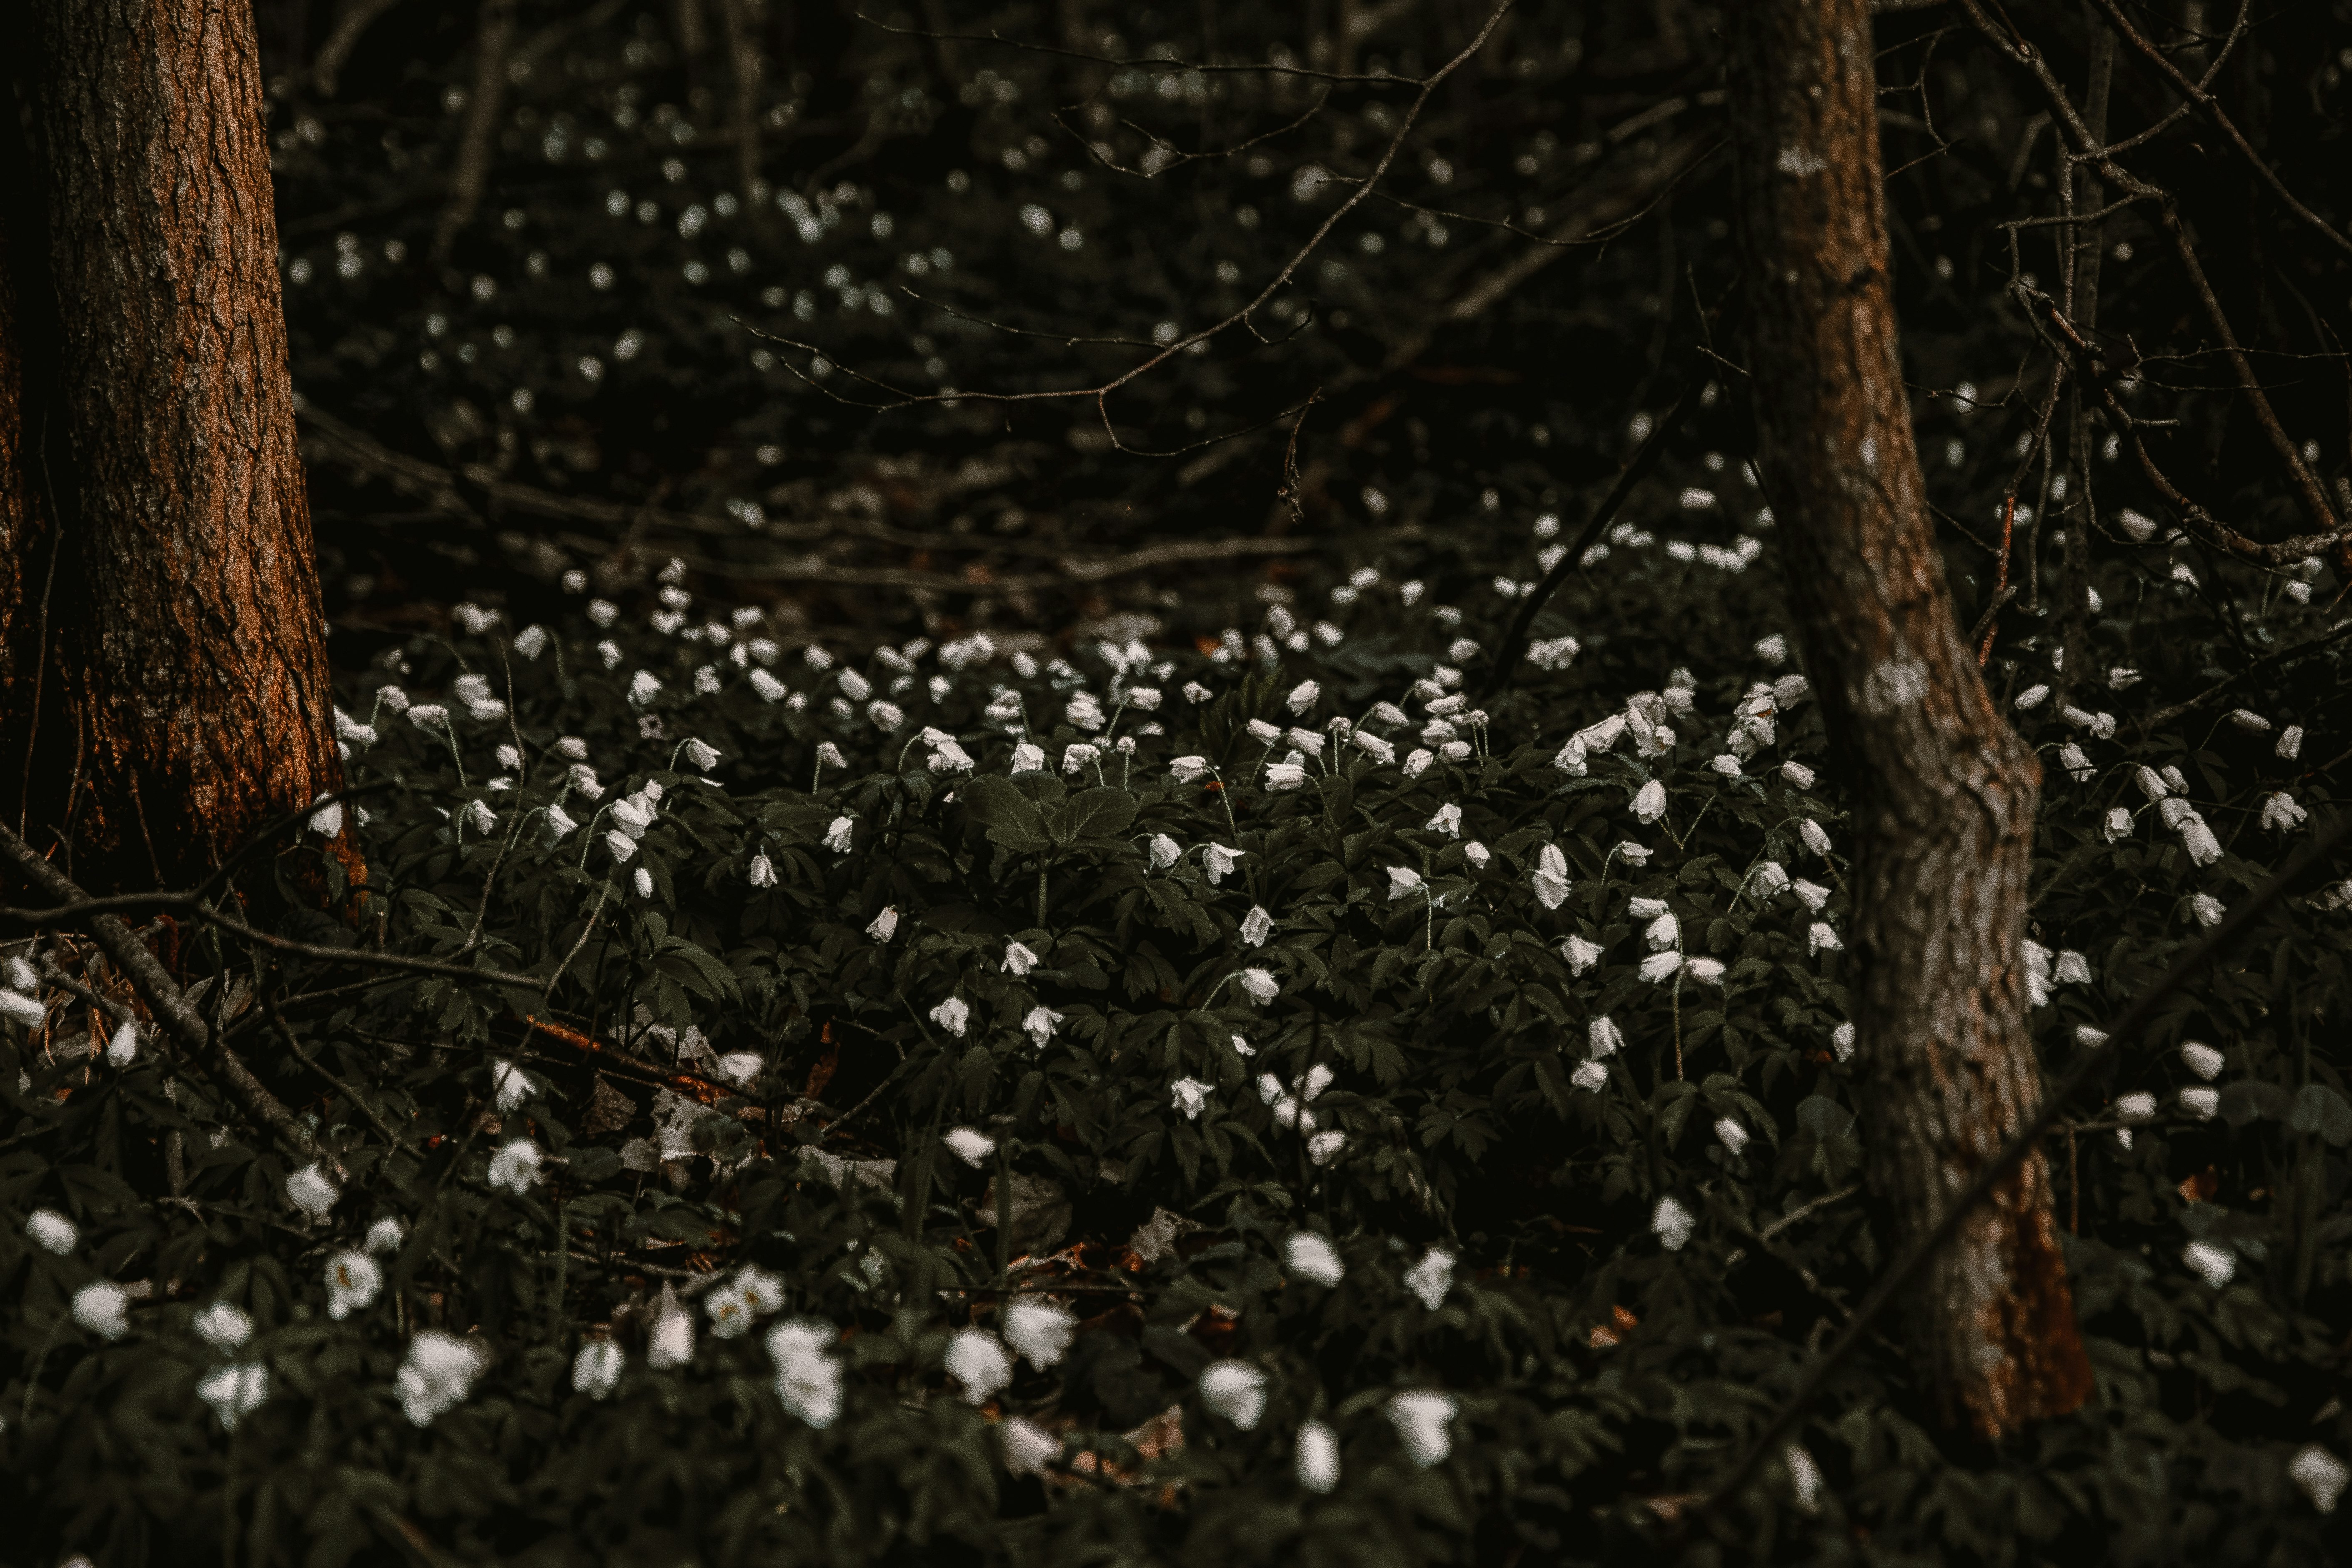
<box><xmin>2262</xmin><ymin>792</ymin><xmax>2308</xmax><ymax>831</ymax></box>
<box><xmin>1587</xmin><ymin>1016</ymin><xmax>1626</xmax><ymax>1059</ymax></box>
<box><xmin>2178</xmin><ymin>812</ymin><xmax>2223</xmax><ymax>866</ymax></box>
<box><xmin>999</xmin><ymin>1414</ymin><xmax>1062</xmax><ymax>1474</ymax></box>
<box><xmin>1833</xmin><ymin>1023</ymin><xmax>1856</xmax><ymax>1061</ymax></box>
<box><xmin>2014</xmin><ymin>684</ymin><xmax>2051</xmax><ymax>711</ymax></box>
<box><xmin>2054</xmin><ymin>950</ymin><xmax>2091</xmax><ymax>985</ymax></box>
<box><xmin>1463</xmin><ymin>841</ymin><xmax>1491</xmax><ymax>869</ymax></box>
<box><xmin>1781</xmin><ymin>761</ymin><xmax>1816</xmax><ymax>789</ymax></box>
<box><xmin>73</xmin><ymin>1280</ymin><xmax>130</xmax><ymax>1339</ymax></box>
<box><xmin>822</xmin><ymin>816</ymin><xmax>855</xmax><ymax>853</ymax></box>
<box><xmin>1798</xmin><ymin>819</ymin><xmax>1832</xmax><ymax>857</ymax></box>
<box><xmin>193</xmin><ymin>1300</ymin><xmax>253</xmax><ymax>1349</ymax></box>
<box><xmin>1683</xmin><ymin>957</ymin><xmax>1726</xmax><ymax>985</ymax></box>
<box><xmin>1284</xmin><ymin>1232</ymin><xmax>1345</xmax><ymax>1287</ymax></box>
<box><xmin>2290</xmin><ymin>1445</ymin><xmax>2351</xmax><ymax>1513</ymax></box>
<box><xmin>1530</xmin><ymin>843</ymin><xmax>1571</xmax><ymax>910</ymax></box>
<box><xmin>2180</xmin><ymin>1041</ymin><xmax>2224</xmax><ymax>1080</ymax></box>
<box><xmin>1786</xmin><ymin>1443</ymin><xmax>1824</xmax><ymax>1512</ymax></box>
<box><xmin>285</xmin><ymin>1163</ymin><xmax>340</xmax><ymax>1218</ymax></box>
<box><xmin>1002</xmin><ymin>1300</ymin><xmax>1079</xmax><ymax>1369</ymax></box>
<box><xmin>2182</xmin><ymin>1240</ymin><xmax>2236</xmax><ymax>1288</ymax></box>
<box><xmin>365</xmin><ymin>1216</ymin><xmax>406</xmax><ymax>1255</ymax></box>
<box><xmin>946</xmin><ymin>1328</ymin><xmax>1015</xmax><ymax>1405</ymax></box>
<box><xmin>1637</xmin><ymin>952</ymin><xmax>1682</xmax><ymax>984</ymax></box>
<box><xmin>1021</xmin><ymin>1006</ymin><xmax>1063</xmax><ymax>1046</ymax></box>
<box><xmin>2227</xmin><ymin>708</ymin><xmax>2270</xmax><ymax>732</ymax></box>
<box><xmin>1425</xmin><ymin>803</ymin><xmax>1462</xmax><ymax>838</ymax></box>
<box><xmin>2189</xmin><ymin>893</ymin><xmax>2225</xmax><ymax>928</ymax></box>
<box><xmin>1631</xmin><ymin>779</ymin><xmax>1667</xmax><ymax>824</ymax></box>
<box><xmin>2102</xmin><ymin>806</ymin><xmax>2134</xmax><ymax>843</ymax></box>
<box><xmin>646</xmin><ymin>1287</ymin><xmax>696</xmax><ymax>1370</ymax></box>
<box><xmin>1753</xmin><ymin>861</ymin><xmax>1791</xmax><ymax>898</ymax></box>
<box><xmin>1286</xmin><ymin>680</ymin><xmax>1321</xmax><ymax>714</ymax></box>
<box><xmin>715</xmin><ymin>1052</ymin><xmax>764</xmax><ymax>1087</ymax></box>
<box><xmin>1002</xmin><ymin>939</ymin><xmax>1039</xmax><ymax>977</ymax></box>
<box><xmin>1147</xmin><ymin>833</ymin><xmax>1182</xmax><ymax>871</ymax></box>
<box><xmin>1306</xmin><ymin>1130</ymin><xmax>1347</xmax><ymax>1165</ymax></box>
<box><xmin>632</xmin><ymin>866</ymin><xmax>655</xmax><ymax>899</ymax></box>
<box><xmin>1807</xmin><ymin>922</ymin><xmax>1842</xmax><ymax>956</ymax></box>
<box><xmin>325</xmin><ymin>1250</ymin><xmax>383</xmax><ymax>1320</ymax></box>
<box><xmin>1204</xmin><ymin>843</ymin><xmax>1244</xmax><ymax>884</ymax></box>
<box><xmin>1239</xmin><ymin>905</ymin><xmax>1273</xmax><ymax>948</ymax></box>
<box><xmin>1562</xmin><ymin>935</ymin><xmax>1603</xmax><ymax>976</ymax></box>
<box><xmin>1169</xmin><ymin>1077</ymin><xmax>1212</xmax><ymax>1121</ymax></box>
<box><xmin>197</xmin><ymin>1363</ymin><xmax>270</xmax><ymax>1431</ymax></box>
<box><xmin>489</xmin><ymin>1057</ymin><xmax>538</xmax><ymax>1113</ymax></box>
<box><xmin>1296</xmin><ymin>1420</ymin><xmax>1341</xmax><ymax>1493</ymax></box>
<box><xmin>2277</xmin><ymin>725</ymin><xmax>2304</xmax><ymax>760</ymax></box>
<box><xmin>1652</xmin><ymin>1196</ymin><xmax>1696</xmax><ymax>1251</ymax></box>
<box><xmin>862</xmin><ymin>906</ymin><xmax>899</xmax><ymax>942</ymax></box>
<box><xmin>1386</xmin><ymin>867</ymin><xmax>1424</xmax><ymax>902</ymax></box>
<box><xmin>746</xmin><ymin>851</ymin><xmax>776</xmax><ymax>888</ymax></box>
<box><xmin>1570</xmin><ymin>1060</ymin><xmax>1608</xmax><ymax>1092</ymax></box>
<box><xmin>572</xmin><ymin>1339</ymin><xmax>625</xmax><ymax>1399</ymax></box>
<box><xmin>1403</xmin><ymin>1247</ymin><xmax>1456</xmax><ymax>1310</ymax></box>
<box><xmin>768</xmin><ymin>1318</ymin><xmax>844</xmax><ymax>1427</ymax></box>
<box><xmin>1714</xmin><ymin>1117</ymin><xmax>1750</xmax><ymax>1155</ymax></box>
<box><xmin>734</xmin><ymin>1265</ymin><xmax>786</xmax><ymax>1318</ymax></box>
<box><xmin>488</xmin><ymin>1140</ymin><xmax>544</xmax><ymax>1194</ymax></box>
<box><xmin>2134</xmin><ymin>765</ymin><xmax>2171</xmax><ymax>801</ymax></box>
<box><xmin>2180</xmin><ymin>1085</ymin><xmax>2220</xmax><ymax>1119</ymax></box>
<box><xmin>396</xmin><ymin>1331</ymin><xmax>493</xmax><ymax>1425</ymax></box>
<box><xmin>1265</xmin><ymin>761</ymin><xmax>1310</xmax><ymax>790</ymax></box>
<box><xmin>943</xmin><ymin>1127</ymin><xmax>996</xmax><ymax>1167</ymax></box>
<box><xmin>27</xmin><ymin>1207</ymin><xmax>77</xmax><ymax>1255</ymax></box>
<box><xmin>1200</xmin><ymin>1360</ymin><xmax>1270</xmax><ymax>1429</ymax></box>
<box><xmin>1643</xmin><ymin>909</ymin><xmax>1680</xmax><ymax>952</ymax></box>
<box><xmin>931</xmin><ymin>996</ymin><xmax>972</xmax><ymax>1036</ymax></box>
<box><xmin>1789</xmin><ymin>879</ymin><xmax>1831</xmax><ymax>913</ymax></box>
<box><xmin>1387</xmin><ymin>1390</ymin><xmax>1458</xmax><ymax>1467</ymax></box>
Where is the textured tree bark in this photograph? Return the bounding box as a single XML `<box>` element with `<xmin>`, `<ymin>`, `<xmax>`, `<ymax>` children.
<box><xmin>0</xmin><ymin>0</ymin><xmax>358</xmax><ymax>897</ymax></box>
<box><xmin>1723</xmin><ymin>0</ymin><xmax>2095</xmax><ymax>1438</ymax></box>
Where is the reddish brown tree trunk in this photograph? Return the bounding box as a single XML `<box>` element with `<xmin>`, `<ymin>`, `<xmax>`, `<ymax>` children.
<box><xmin>1724</xmin><ymin>0</ymin><xmax>2094</xmax><ymax>1438</ymax></box>
<box><xmin>1</xmin><ymin>0</ymin><xmax>357</xmax><ymax>896</ymax></box>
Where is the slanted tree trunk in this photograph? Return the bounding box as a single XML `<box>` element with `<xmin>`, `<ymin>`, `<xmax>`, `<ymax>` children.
<box><xmin>1723</xmin><ymin>0</ymin><xmax>2095</xmax><ymax>1438</ymax></box>
<box><xmin>0</xmin><ymin>0</ymin><xmax>358</xmax><ymax>897</ymax></box>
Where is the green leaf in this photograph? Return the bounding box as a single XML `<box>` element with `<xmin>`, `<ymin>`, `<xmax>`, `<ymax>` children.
<box><xmin>958</xmin><ymin>774</ymin><xmax>1050</xmax><ymax>851</ymax></box>
<box><xmin>1048</xmin><ymin>786</ymin><xmax>1138</xmax><ymax>846</ymax></box>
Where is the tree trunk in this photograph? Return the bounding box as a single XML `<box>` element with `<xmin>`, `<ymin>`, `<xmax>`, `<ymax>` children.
<box><xmin>1723</xmin><ymin>0</ymin><xmax>2095</xmax><ymax>1439</ymax></box>
<box><xmin>0</xmin><ymin>0</ymin><xmax>358</xmax><ymax>897</ymax></box>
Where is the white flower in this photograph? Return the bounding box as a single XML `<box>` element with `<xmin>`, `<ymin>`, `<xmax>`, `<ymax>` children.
<box><xmin>1683</xmin><ymin>957</ymin><xmax>1726</xmax><ymax>985</ymax></box>
<box><xmin>2054</xmin><ymin>950</ymin><xmax>2091</xmax><ymax>984</ymax></box>
<box><xmin>2014</xmin><ymin>684</ymin><xmax>2051</xmax><ymax>711</ymax></box>
<box><xmin>632</xmin><ymin>866</ymin><xmax>655</xmax><ymax>899</ymax></box>
<box><xmin>1285</xmin><ymin>1232</ymin><xmax>1345</xmax><ymax>1287</ymax></box>
<box><xmin>1551</xmin><ymin>737</ymin><xmax>1589</xmax><ymax>776</ymax></box>
<box><xmin>2189</xmin><ymin>893</ymin><xmax>2225</xmax><ymax>928</ymax></box>
<box><xmin>285</xmin><ymin>1163</ymin><xmax>340</xmax><ymax>1218</ymax></box>
<box><xmin>1306</xmin><ymin>1130</ymin><xmax>1347</xmax><ymax>1165</ymax></box>
<box><xmin>197</xmin><ymin>1363</ymin><xmax>270</xmax><ymax>1431</ymax></box>
<box><xmin>865</xmin><ymin>906</ymin><xmax>899</xmax><ymax>942</ymax></box>
<box><xmin>2179</xmin><ymin>812</ymin><xmax>2223</xmax><ymax>865</ymax></box>
<box><xmin>1631</xmin><ymin>779</ymin><xmax>1666</xmax><ymax>823</ymax></box>
<box><xmin>946</xmin><ymin>1328</ymin><xmax>1014</xmax><ymax>1405</ymax></box>
<box><xmin>1789</xmin><ymin>879</ymin><xmax>1830</xmax><ymax>912</ymax></box>
<box><xmin>646</xmin><ymin>1288</ymin><xmax>696</xmax><ymax>1370</ymax></box>
<box><xmin>193</xmin><ymin>1300</ymin><xmax>253</xmax><ymax>1349</ymax></box>
<box><xmin>1285</xmin><ymin>680</ymin><xmax>1321</xmax><ymax>713</ymax></box>
<box><xmin>1200</xmin><ymin>1360</ymin><xmax>1269</xmax><ymax>1430</ymax></box>
<box><xmin>1464</xmin><ymin>841</ymin><xmax>1491</xmax><ymax>869</ymax></box>
<box><xmin>1204</xmin><ymin>843</ymin><xmax>1244</xmax><ymax>884</ymax></box>
<box><xmin>2115</xmin><ymin>1092</ymin><xmax>2157</xmax><ymax>1123</ymax></box>
<box><xmin>1002</xmin><ymin>939</ymin><xmax>1039</xmax><ymax>977</ymax></box>
<box><xmin>397</xmin><ymin>1332</ymin><xmax>492</xmax><ymax>1425</ymax></box>
<box><xmin>611</xmin><ymin>797</ymin><xmax>655</xmax><ymax>839</ymax></box>
<box><xmin>1022</xmin><ymin>1006</ymin><xmax>1063</xmax><ymax>1046</ymax></box>
<box><xmin>1616</xmin><ymin>841</ymin><xmax>1652</xmax><ymax>867</ymax></box>
<box><xmin>572</xmin><ymin>1340</ymin><xmax>625</xmax><ymax>1399</ymax></box>
<box><xmin>822</xmin><ymin>816</ymin><xmax>855</xmax><ymax>853</ymax></box>
<box><xmin>2134</xmin><ymin>765</ymin><xmax>2171</xmax><ymax>801</ymax></box>
<box><xmin>488</xmin><ymin>1057</ymin><xmax>538</xmax><ymax>1113</ymax></box>
<box><xmin>540</xmin><ymin>805</ymin><xmax>579</xmax><ymax>848</ymax></box>
<box><xmin>1781</xmin><ymin>761</ymin><xmax>1816</xmax><ymax>789</ymax></box>
<box><xmin>73</xmin><ymin>1280</ymin><xmax>130</xmax><ymax>1339</ymax></box>
<box><xmin>716</xmin><ymin>1052</ymin><xmax>764</xmax><ymax>1087</ymax></box>
<box><xmin>943</xmin><ymin>1127</ymin><xmax>996</xmax><ymax>1167</ymax></box>
<box><xmin>1352</xmin><ymin>731</ymin><xmax>1397</xmax><ymax>764</ymax></box>
<box><xmin>999</xmin><ymin>1415</ymin><xmax>1062</xmax><ymax>1474</ymax></box>
<box><xmin>1530</xmin><ymin>843</ymin><xmax>1571</xmax><ymax>909</ymax></box>
<box><xmin>1588</xmin><ymin>1016</ymin><xmax>1625</xmax><ymax>1058</ymax></box>
<box><xmin>1170</xmin><ymin>756</ymin><xmax>1213</xmax><ymax>784</ymax></box>
<box><xmin>931</xmin><ymin>996</ymin><xmax>971</xmax><ymax>1036</ymax></box>
<box><xmin>1571</xmin><ymin>1060</ymin><xmax>1609</xmax><ymax>1092</ymax></box>
<box><xmin>26</xmin><ymin>1207</ymin><xmax>77</xmax><ymax>1255</ymax></box>
<box><xmin>2180</xmin><ymin>1041</ymin><xmax>2224</xmax><ymax>1080</ymax></box>
<box><xmin>1386</xmin><ymin>867</ymin><xmax>1424</xmax><ymax>902</ymax></box>
<box><xmin>2262</xmin><ymin>792</ymin><xmax>2307</xmax><ymax>831</ymax></box>
<box><xmin>1238</xmin><ymin>968</ymin><xmax>1279</xmax><ymax>1005</ymax></box>
<box><xmin>1388</xmin><ymin>1390</ymin><xmax>1458</xmax><ymax>1466</ymax></box>
<box><xmin>684</xmin><ymin>737</ymin><xmax>722</xmax><ymax>771</ymax></box>
<box><xmin>2182</xmin><ymin>1240</ymin><xmax>2235</xmax><ymax>1288</ymax></box>
<box><xmin>1230</xmin><ymin>1032</ymin><xmax>1257</xmax><ymax>1058</ymax></box>
<box><xmin>308</xmin><ymin>794</ymin><xmax>345</xmax><ymax>837</ymax></box>
<box><xmin>1833</xmin><ymin>1022</ymin><xmax>1856</xmax><ymax>1061</ymax></box>
<box><xmin>1638</xmin><ymin>952</ymin><xmax>1683</xmax><ymax>983</ymax></box>
<box><xmin>1264</xmin><ymin>761</ymin><xmax>1310</xmax><ymax>791</ymax></box>
<box><xmin>2056</xmin><ymin>743</ymin><xmax>2092</xmax><ymax>781</ymax></box>
<box><xmin>1148</xmin><ymin>833</ymin><xmax>1181</xmax><ymax>869</ymax></box>
<box><xmin>1296</xmin><ymin>1420</ymin><xmax>1341</xmax><ymax>1493</ymax></box>
<box><xmin>1753</xmin><ymin>861</ymin><xmax>1791</xmax><ymax>898</ymax></box>
<box><xmin>1002</xmin><ymin>1300</ymin><xmax>1079</xmax><ymax>1369</ymax></box>
<box><xmin>2290</xmin><ymin>1445</ymin><xmax>2351</xmax><ymax>1513</ymax></box>
<box><xmin>1798</xmin><ymin>819</ymin><xmax>1832</xmax><ymax>857</ymax></box>
<box><xmin>1786</xmin><ymin>1444</ymin><xmax>1824</xmax><ymax>1512</ymax></box>
<box><xmin>325</xmin><ymin>1250</ymin><xmax>383</xmax><ymax>1320</ymax></box>
<box><xmin>1807</xmin><ymin>922</ymin><xmax>1842</xmax><ymax>956</ymax></box>
<box><xmin>1643</xmin><ymin>909</ymin><xmax>1680</xmax><ymax>951</ymax></box>
<box><xmin>747</xmin><ymin>851</ymin><xmax>776</xmax><ymax>888</ymax></box>
<box><xmin>1714</xmin><ymin>1117</ymin><xmax>1750</xmax><ymax>1155</ymax></box>
<box><xmin>2159</xmin><ymin>796</ymin><xmax>2194</xmax><ymax>831</ymax></box>
<box><xmin>1652</xmin><ymin>1196</ymin><xmax>1696</xmax><ymax>1251</ymax></box>
<box><xmin>1562</xmin><ymin>935</ymin><xmax>1603</xmax><ymax>976</ymax></box>
<box><xmin>1061</xmin><ymin>742</ymin><xmax>1099</xmax><ymax>775</ymax></box>
<box><xmin>768</xmin><ymin>1318</ymin><xmax>844</xmax><ymax>1428</ymax></box>
<box><xmin>2277</xmin><ymin>725</ymin><xmax>2304</xmax><ymax>760</ymax></box>
<box><xmin>604</xmin><ymin>828</ymin><xmax>638</xmax><ymax>864</ymax></box>
<box><xmin>1240</xmin><ymin>905</ymin><xmax>1273</xmax><ymax>947</ymax></box>
<box><xmin>1403</xmin><ymin>1247</ymin><xmax>1456</xmax><ymax>1310</ymax></box>
<box><xmin>2227</xmin><ymin>708</ymin><xmax>2270</xmax><ymax>732</ymax></box>
<box><xmin>2102</xmin><ymin>806</ymin><xmax>2134</xmax><ymax>843</ymax></box>
<box><xmin>365</xmin><ymin>1216</ymin><xmax>406</xmax><ymax>1255</ymax></box>
<box><xmin>748</xmin><ymin>669</ymin><xmax>789</xmax><ymax>702</ymax></box>
<box><xmin>1708</xmin><ymin>754</ymin><xmax>1742</xmax><ymax>778</ymax></box>
<box><xmin>1170</xmin><ymin>1077</ymin><xmax>1213</xmax><ymax>1120</ymax></box>
<box><xmin>2180</xmin><ymin>1085</ymin><xmax>2220</xmax><ymax>1120</ymax></box>
<box><xmin>1423</xmin><ymin>804</ymin><xmax>1464</xmax><ymax>839</ymax></box>
<box><xmin>488</xmin><ymin>1140</ymin><xmax>544</xmax><ymax>1194</ymax></box>
<box><xmin>512</xmin><ymin>624</ymin><xmax>551</xmax><ymax>659</ymax></box>
<box><xmin>816</xmin><ymin>742</ymin><xmax>847</xmax><ymax>769</ymax></box>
